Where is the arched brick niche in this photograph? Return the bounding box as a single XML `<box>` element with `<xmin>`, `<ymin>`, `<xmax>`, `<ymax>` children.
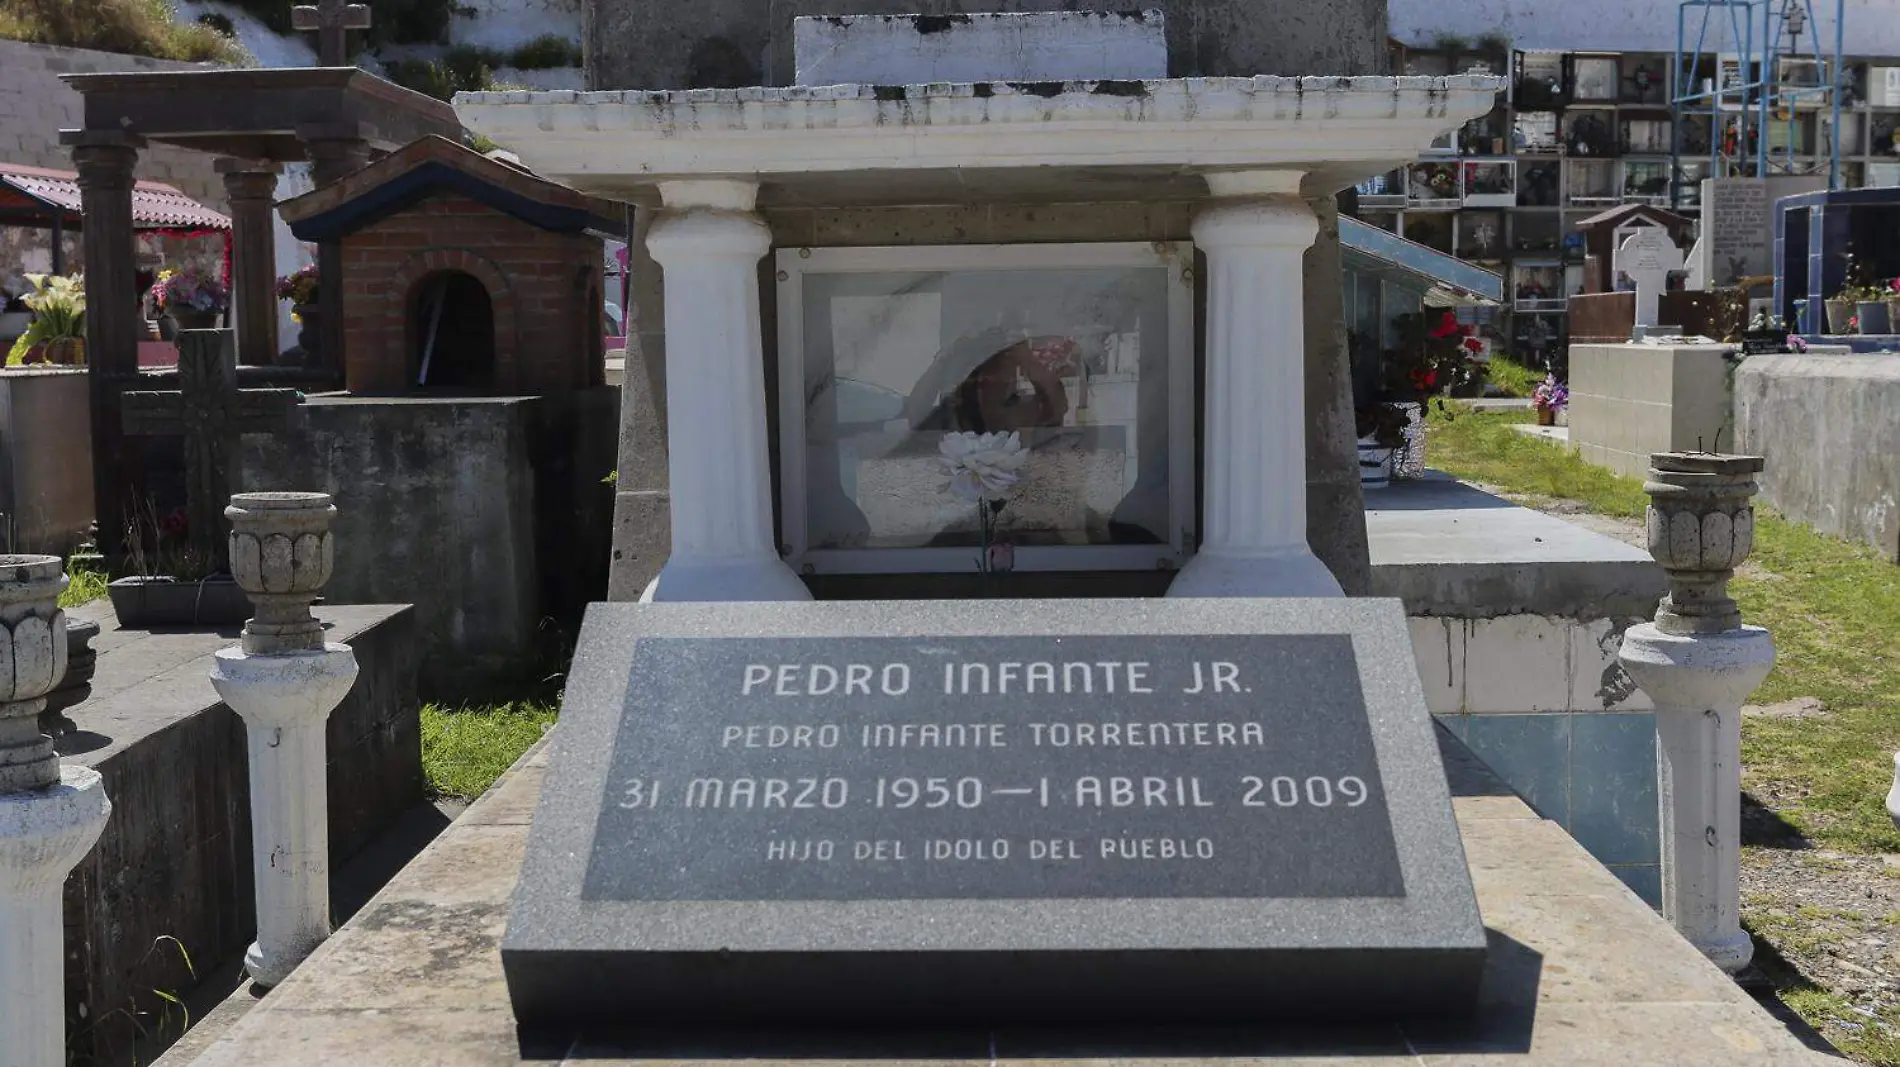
<box><xmin>283</xmin><ymin>135</ymin><xmax>622</xmax><ymax>395</ymax></box>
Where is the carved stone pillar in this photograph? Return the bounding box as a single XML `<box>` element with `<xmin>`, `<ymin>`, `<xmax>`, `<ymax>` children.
<box><xmin>1169</xmin><ymin>171</ymin><xmax>1342</xmax><ymax>599</ymax></box>
<box><xmin>211</xmin><ymin>493</ymin><xmax>358</xmax><ymax>988</ymax></box>
<box><xmin>218</xmin><ymin>159</ymin><xmax>285</xmax><ymax>367</ymax></box>
<box><xmin>1618</xmin><ymin>452</ymin><xmax>1774</xmax><ymax>975</ymax></box>
<box><xmin>65</xmin><ymin>132</ymin><xmax>143</xmax><ymax>560</ymax></box>
<box><xmin>641</xmin><ymin>180</ymin><xmax>809</xmax><ymax>602</ymax></box>
<box><xmin>0</xmin><ymin>555</ymin><xmax>111</xmax><ymax>1066</ymax></box>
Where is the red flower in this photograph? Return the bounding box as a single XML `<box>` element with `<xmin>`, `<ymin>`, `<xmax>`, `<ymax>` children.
<box><xmin>1429</xmin><ymin>311</ymin><xmax>1460</xmax><ymax>339</ymax></box>
<box><xmin>160</xmin><ymin>507</ymin><xmax>189</xmax><ymax>537</ymax></box>
<box><xmin>1463</xmin><ymin>337</ymin><xmax>1485</xmax><ymax>353</ymax></box>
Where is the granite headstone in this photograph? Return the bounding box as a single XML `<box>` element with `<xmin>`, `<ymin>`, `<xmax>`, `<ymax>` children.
<box><xmin>504</xmin><ymin>598</ymin><xmax>1485</xmax><ymax>1031</ymax></box>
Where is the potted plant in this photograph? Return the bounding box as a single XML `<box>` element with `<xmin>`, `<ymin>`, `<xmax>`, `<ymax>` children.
<box><xmin>274</xmin><ymin>265</ymin><xmax>320</xmax><ymax>360</ymax></box>
<box><xmin>1355</xmin><ymin>404</ymin><xmax>1410</xmax><ymax>490</ymax></box>
<box><xmin>106</xmin><ymin>502</ymin><xmax>254</xmax><ymax>627</ymax></box>
<box><xmin>1855</xmin><ymin>283</ymin><xmax>1892</xmax><ymax>335</ymax></box>
<box><xmin>152</xmin><ymin>265</ymin><xmax>227</xmax><ymax>331</ymax></box>
<box><xmin>1532</xmin><ymin>375</ymin><xmax>1569</xmax><ymax>426</ymax></box>
<box><xmin>1886</xmin><ymin>278</ymin><xmax>1900</xmax><ymax>335</ymax></box>
<box><xmin>5</xmin><ymin>273</ymin><xmax>86</xmax><ymax>366</ymax></box>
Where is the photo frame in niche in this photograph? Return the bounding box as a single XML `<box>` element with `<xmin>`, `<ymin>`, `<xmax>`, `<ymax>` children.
<box><xmin>775</xmin><ymin>242</ymin><xmax>1195</xmax><ymax>576</ymax></box>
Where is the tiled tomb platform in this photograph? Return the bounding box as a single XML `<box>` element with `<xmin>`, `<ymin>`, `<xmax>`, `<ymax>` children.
<box><xmin>1368</xmin><ymin>475</ymin><xmax>1666</xmax><ymax>905</ymax></box>
<box><xmin>160</xmin><ymin>728</ymin><xmax>1833</xmax><ymax>1067</ymax></box>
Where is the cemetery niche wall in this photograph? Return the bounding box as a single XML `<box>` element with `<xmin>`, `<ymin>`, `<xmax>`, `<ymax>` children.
<box><xmin>243</xmin><ymin>136</ymin><xmax>623</xmax><ymax>690</ymax></box>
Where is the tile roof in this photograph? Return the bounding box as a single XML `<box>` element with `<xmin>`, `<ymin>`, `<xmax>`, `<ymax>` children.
<box><xmin>0</xmin><ymin>161</ymin><xmax>231</xmax><ymax>230</ymax></box>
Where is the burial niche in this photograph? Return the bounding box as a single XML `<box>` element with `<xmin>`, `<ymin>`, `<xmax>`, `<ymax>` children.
<box><xmin>412</xmin><ymin>270</ymin><xmax>497</xmax><ymax>390</ymax></box>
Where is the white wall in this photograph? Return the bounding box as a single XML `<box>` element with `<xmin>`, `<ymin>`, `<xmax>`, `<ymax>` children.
<box><xmin>1390</xmin><ymin>0</ymin><xmax>1900</xmax><ymax>59</ymax></box>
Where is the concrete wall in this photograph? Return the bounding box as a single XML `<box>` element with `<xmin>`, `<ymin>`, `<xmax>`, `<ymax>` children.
<box><xmin>62</xmin><ymin>606</ymin><xmax>418</xmax><ymax>1066</ymax></box>
<box><xmin>0</xmin><ymin>368</ymin><xmax>93</xmax><ymax>555</ymax></box>
<box><xmin>1569</xmin><ymin>342</ymin><xmax>1737</xmax><ymax>480</ymax></box>
<box><xmin>585</xmin><ymin>0</ymin><xmax>1389</xmax><ymax>89</ymax></box>
<box><xmin>1389</xmin><ymin>0</ymin><xmax>1899</xmax><ymax>58</ymax></box>
<box><xmin>1735</xmin><ymin>352</ymin><xmax>1900</xmax><ymax>561</ymax></box>
<box><xmin>242</xmin><ymin>391</ymin><xmax>618</xmax><ymax>690</ymax></box>
<box><xmin>0</xmin><ymin>39</ymin><xmax>228</xmax><ymax>211</ymax></box>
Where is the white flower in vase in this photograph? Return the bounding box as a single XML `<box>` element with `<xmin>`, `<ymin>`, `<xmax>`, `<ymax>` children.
<box><xmin>939</xmin><ymin>431</ymin><xmax>1028</xmax><ymax>502</ymax></box>
<box><xmin>940</xmin><ymin>431</ymin><xmax>1028</xmax><ymax>577</ymax></box>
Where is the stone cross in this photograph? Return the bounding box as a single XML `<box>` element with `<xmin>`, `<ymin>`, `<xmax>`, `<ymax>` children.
<box><xmin>122</xmin><ymin>330</ymin><xmax>303</xmax><ymax>572</ymax></box>
<box><xmin>291</xmin><ymin>0</ymin><xmax>371</xmax><ymax>66</ymax></box>
<box><xmin>1614</xmin><ymin>227</ymin><xmax>1685</xmax><ymax>328</ymax></box>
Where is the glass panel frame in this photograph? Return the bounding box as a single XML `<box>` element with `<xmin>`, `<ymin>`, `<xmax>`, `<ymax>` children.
<box><xmin>775</xmin><ymin>242</ymin><xmax>1196</xmax><ymax>575</ymax></box>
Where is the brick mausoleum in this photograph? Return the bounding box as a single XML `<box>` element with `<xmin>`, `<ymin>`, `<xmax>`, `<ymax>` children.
<box><xmin>279</xmin><ymin>135</ymin><xmax>623</xmax><ymax>394</ymax></box>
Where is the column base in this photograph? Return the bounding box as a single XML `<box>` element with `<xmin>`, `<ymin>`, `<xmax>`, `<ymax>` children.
<box><xmin>1166</xmin><ymin>549</ymin><xmax>1344</xmax><ymax>598</ymax></box>
<box><xmin>1689</xmin><ymin>927</ymin><xmax>1755</xmax><ymax>975</ymax></box>
<box><xmin>245</xmin><ymin>934</ymin><xmax>327</xmax><ymax>989</ymax></box>
<box><xmin>641</xmin><ymin>555</ymin><xmax>812</xmax><ymax>603</ymax></box>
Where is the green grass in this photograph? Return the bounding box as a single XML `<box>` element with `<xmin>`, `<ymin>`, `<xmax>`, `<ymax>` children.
<box><xmin>0</xmin><ymin>0</ymin><xmax>246</xmax><ymax>63</ymax></box>
<box><xmin>420</xmin><ymin>700</ymin><xmax>557</xmax><ymax>801</ymax></box>
<box><xmin>1425</xmin><ymin>406</ymin><xmax>1648</xmax><ymax>518</ymax></box>
<box><xmin>1428</xmin><ymin>404</ymin><xmax>1900</xmax><ymax>852</ymax></box>
<box><xmin>59</xmin><ymin>563</ymin><xmax>107</xmax><ymax>608</ymax></box>
<box><xmin>1482</xmin><ymin>356</ymin><xmax>1545</xmax><ymax>398</ymax></box>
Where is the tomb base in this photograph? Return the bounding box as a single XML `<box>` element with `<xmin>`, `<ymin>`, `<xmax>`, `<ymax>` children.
<box><xmin>240</xmin><ymin>390</ymin><xmax>618</xmax><ymax>693</ymax></box>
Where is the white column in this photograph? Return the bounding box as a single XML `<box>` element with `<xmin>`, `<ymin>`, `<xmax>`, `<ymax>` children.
<box><xmin>1170</xmin><ymin>171</ymin><xmax>1342</xmax><ymax>598</ymax></box>
<box><xmin>210</xmin><ymin>492</ymin><xmax>359</xmax><ymax>988</ymax></box>
<box><xmin>1618</xmin><ymin>452</ymin><xmax>1772</xmax><ymax>975</ymax></box>
<box><xmin>211</xmin><ymin>656</ymin><xmax>357</xmax><ymax>987</ymax></box>
<box><xmin>0</xmin><ymin>556</ymin><xmax>110</xmax><ymax>1067</ymax></box>
<box><xmin>1620</xmin><ymin>626</ymin><xmax>1773</xmax><ymax>973</ymax></box>
<box><xmin>642</xmin><ymin>180</ymin><xmax>809</xmax><ymax>603</ymax></box>
<box><xmin>0</xmin><ymin>770</ymin><xmax>110</xmax><ymax>1067</ymax></box>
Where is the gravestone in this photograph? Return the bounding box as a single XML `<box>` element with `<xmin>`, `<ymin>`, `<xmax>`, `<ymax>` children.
<box><xmin>1614</xmin><ymin>228</ymin><xmax>1684</xmax><ymax>329</ymax></box>
<box><xmin>505</xmin><ymin>598</ymin><xmax>1485</xmax><ymax>1031</ymax></box>
<box><xmin>1699</xmin><ymin>176</ymin><xmax>1826</xmax><ymax>287</ymax></box>
<box><xmin>122</xmin><ymin>330</ymin><xmax>303</xmax><ymax>566</ymax></box>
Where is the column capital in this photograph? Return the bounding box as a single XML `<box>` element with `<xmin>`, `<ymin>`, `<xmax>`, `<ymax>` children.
<box><xmin>216</xmin><ymin>157</ymin><xmax>285</xmax><ymax>177</ymax></box>
<box><xmin>64</xmin><ymin>132</ymin><xmax>142</xmax><ymax>187</ymax></box>
<box><xmin>646</xmin><ymin>207</ymin><xmax>771</xmax><ymax>266</ymax></box>
<box><xmin>657</xmin><ymin>179</ymin><xmax>760</xmax><ymax>212</ymax></box>
<box><xmin>1202</xmin><ymin>169</ymin><xmax>1304</xmax><ymax>198</ymax></box>
<box><xmin>1189</xmin><ymin>196</ymin><xmax>1318</xmax><ymax>250</ymax></box>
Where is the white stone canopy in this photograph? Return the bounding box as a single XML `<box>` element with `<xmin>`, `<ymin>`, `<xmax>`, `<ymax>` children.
<box><xmin>451</xmin><ymin>75</ymin><xmax>1501</xmax><ymax>602</ymax></box>
<box><xmin>455</xmin><ymin>75</ymin><xmax>1502</xmax><ymax>203</ymax></box>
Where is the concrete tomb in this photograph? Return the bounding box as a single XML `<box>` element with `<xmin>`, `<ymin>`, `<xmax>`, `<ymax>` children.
<box><xmin>505</xmin><ymin>598</ymin><xmax>1485</xmax><ymax>1031</ymax></box>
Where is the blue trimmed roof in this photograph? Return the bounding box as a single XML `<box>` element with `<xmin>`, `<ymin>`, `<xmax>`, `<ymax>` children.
<box><xmin>286</xmin><ymin>159</ymin><xmax>601</xmax><ymax>241</ymax></box>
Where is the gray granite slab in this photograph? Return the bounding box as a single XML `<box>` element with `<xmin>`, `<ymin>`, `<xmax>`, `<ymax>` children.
<box><xmin>504</xmin><ymin>599</ymin><xmax>1485</xmax><ymax>1032</ymax></box>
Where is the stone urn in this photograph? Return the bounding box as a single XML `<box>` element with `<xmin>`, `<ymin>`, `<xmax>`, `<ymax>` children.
<box><xmin>226</xmin><ymin>492</ymin><xmax>336</xmax><ymax>655</ymax></box>
<box><xmin>0</xmin><ymin>556</ymin><xmax>68</xmax><ymax>793</ymax></box>
<box><xmin>1641</xmin><ymin>452</ymin><xmax>1764</xmax><ymax>635</ymax></box>
<box><xmin>40</xmin><ymin>617</ymin><xmax>100</xmax><ymax>738</ymax></box>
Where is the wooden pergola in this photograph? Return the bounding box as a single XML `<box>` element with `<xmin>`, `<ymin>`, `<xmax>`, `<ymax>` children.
<box><xmin>59</xmin><ymin>66</ymin><xmax>462</xmax><ymax>558</ymax></box>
